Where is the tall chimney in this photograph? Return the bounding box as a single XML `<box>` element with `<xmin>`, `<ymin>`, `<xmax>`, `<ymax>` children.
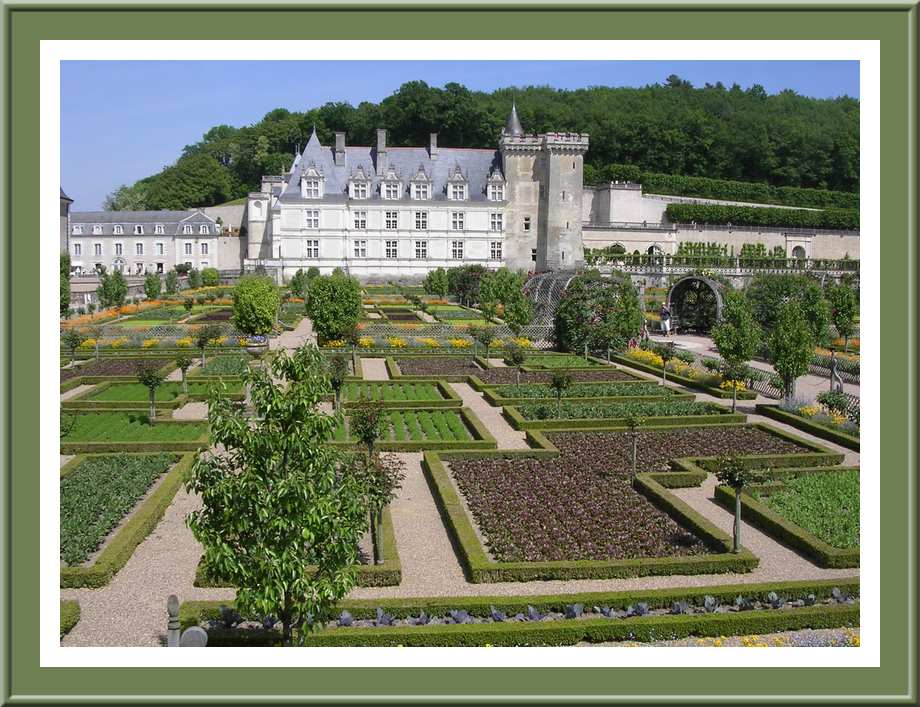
<box><xmin>429</xmin><ymin>133</ymin><xmax>439</xmax><ymax>159</ymax></box>
<box><xmin>376</xmin><ymin>128</ymin><xmax>388</xmax><ymax>174</ymax></box>
<box><xmin>334</xmin><ymin>132</ymin><xmax>346</xmax><ymax>166</ymax></box>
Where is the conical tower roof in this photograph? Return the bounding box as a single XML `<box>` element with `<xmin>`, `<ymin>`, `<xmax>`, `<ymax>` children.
<box><xmin>503</xmin><ymin>102</ymin><xmax>524</xmax><ymax>137</ymax></box>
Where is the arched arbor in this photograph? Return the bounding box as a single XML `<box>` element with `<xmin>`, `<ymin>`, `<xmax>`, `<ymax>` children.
<box><xmin>666</xmin><ymin>275</ymin><xmax>725</xmax><ymax>334</ymax></box>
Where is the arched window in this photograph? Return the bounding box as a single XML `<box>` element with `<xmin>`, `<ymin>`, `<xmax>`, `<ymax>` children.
<box><xmin>647</xmin><ymin>244</ymin><xmax>663</xmax><ymax>255</ymax></box>
<box><xmin>792</xmin><ymin>246</ymin><xmax>806</xmax><ymax>260</ymax></box>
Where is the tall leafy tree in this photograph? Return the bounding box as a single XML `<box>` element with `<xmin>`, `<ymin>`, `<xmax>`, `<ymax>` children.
<box><xmin>232</xmin><ymin>275</ymin><xmax>280</xmax><ymax>336</ymax></box>
<box><xmin>60</xmin><ymin>254</ymin><xmax>71</xmax><ymax>319</ymax></box>
<box><xmin>769</xmin><ymin>300</ymin><xmax>814</xmax><ymax>402</ymax></box>
<box><xmin>826</xmin><ymin>282</ymin><xmax>858</xmax><ymax>351</ymax></box>
<box><xmin>712</xmin><ymin>290</ymin><xmax>761</xmax><ymax>412</ymax></box>
<box><xmin>186</xmin><ymin>345</ymin><xmax>371</xmax><ymax>644</ymax></box>
<box><xmin>554</xmin><ymin>273</ymin><xmax>643</xmax><ymax>354</ymax></box>
<box><xmin>96</xmin><ymin>270</ymin><xmax>128</xmax><ymax>309</ymax></box>
<box><xmin>143</xmin><ymin>273</ymin><xmax>162</xmax><ymax>301</ymax></box>
<box><xmin>136</xmin><ymin>360</ymin><xmax>166</xmax><ymax>421</ymax></box>
<box><xmin>745</xmin><ymin>273</ymin><xmax>829</xmax><ymax>343</ymax></box>
<box><xmin>305</xmin><ymin>271</ymin><xmax>362</xmax><ymax>343</ymax></box>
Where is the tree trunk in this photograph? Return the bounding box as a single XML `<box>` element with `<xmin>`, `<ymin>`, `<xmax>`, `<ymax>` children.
<box><xmin>281</xmin><ymin>592</ymin><xmax>293</xmax><ymax>644</ymax></box>
<box><xmin>70</xmin><ymin>349</ymin><xmax>76</xmax><ymax>365</ymax></box>
<box><xmin>516</xmin><ymin>367</ymin><xmax>521</xmax><ymax>385</ymax></box>
<box><xmin>200</xmin><ymin>348</ymin><xmax>206</xmax><ymax>367</ymax></box>
<box><xmin>556</xmin><ymin>395</ymin><xmax>562</xmax><ymax>419</ymax></box>
<box><xmin>333</xmin><ymin>388</ymin><xmax>340</xmax><ymax>412</ymax></box>
<box><xmin>733</xmin><ymin>489</ymin><xmax>742</xmax><ymax>553</ymax></box>
<box><xmin>181</xmin><ymin>369</ymin><xmax>188</xmax><ymax>395</ymax></box>
<box><xmin>662</xmin><ymin>365</ymin><xmax>667</xmax><ymax>383</ymax></box>
<box><xmin>149</xmin><ymin>390</ymin><xmax>156</xmax><ymax>423</ymax></box>
<box><xmin>844</xmin><ymin>337</ymin><xmax>849</xmax><ymax>353</ymax></box>
<box><xmin>95</xmin><ymin>340</ymin><xmax>100</xmax><ymax>361</ymax></box>
<box><xmin>372</xmin><ymin>508</ymin><xmax>384</xmax><ymax>564</ymax></box>
<box><xmin>732</xmin><ymin>384</ymin><xmax>737</xmax><ymax>413</ymax></box>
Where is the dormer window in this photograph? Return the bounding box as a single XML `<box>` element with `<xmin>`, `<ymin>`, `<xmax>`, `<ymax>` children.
<box><xmin>183</xmin><ymin>225</ymin><xmax>193</xmax><ymax>235</ymax></box>
<box><xmin>447</xmin><ymin>165</ymin><xmax>469</xmax><ymax>201</ymax></box>
<box><xmin>199</xmin><ymin>224</ymin><xmax>209</xmax><ymax>234</ymax></box>
<box><xmin>73</xmin><ymin>225</ymin><xmax>83</xmax><ymax>235</ymax></box>
<box><xmin>409</xmin><ymin>164</ymin><xmax>433</xmax><ymax>201</ymax></box>
<box><xmin>155</xmin><ymin>225</ymin><xmax>164</xmax><ymax>234</ymax></box>
<box><xmin>113</xmin><ymin>224</ymin><xmax>124</xmax><ymax>235</ymax></box>
<box><xmin>487</xmin><ymin>170</ymin><xmax>505</xmax><ymax>201</ymax></box>
<box><xmin>300</xmin><ymin>162</ymin><xmax>325</xmax><ymax>199</ymax></box>
<box><xmin>134</xmin><ymin>225</ymin><xmax>143</xmax><ymax>235</ymax></box>
<box><xmin>349</xmin><ymin>165</ymin><xmax>371</xmax><ymax>200</ymax></box>
<box><xmin>381</xmin><ymin>166</ymin><xmax>402</xmax><ymax>200</ymax></box>
<box><xmin>92</xmin><ymin>225</ymin><xmax>103</xmax><ymax>235</ymax></box>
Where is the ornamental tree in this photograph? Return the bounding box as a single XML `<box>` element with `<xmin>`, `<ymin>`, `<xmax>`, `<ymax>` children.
<box><xmin>61</xmin><ymin>329</ymin><xmax>85</xmax><ymax>365</ymax></box>
<box><xmin>423</xmin><ymin>267</ymin><xmax>449</xmax><ymax>299</ymax></box>
<box><xmin>503</xmin><ymin>342</ymin><xmax>527</xmax><ymax>384</ymax></box>
<box><xmin>232</xmin><ymin>275</ymin><xmax>280</xmax><ymax>336</ymax></box>
<box><xmin>289</xmin><ymin>268</ymin><xmax>307</xmax><ymax>300</ymax></box>
<box><xmin>712</xmin><ymin>290</ymin><xmax>761</xmax><ymax>412</ymax></box>
<box><xmin>656</xmin><ymin>341</ymin><xmax>676</xmax><ymax>383</ymax></box>
<box><xmin>60</xmin><ymin>254</ymin><xmax>71</xmax><ymax>319</ymax></box>
<box><xmin>745</xmin><ymin>273</ymin><xmax>829</xmax><ymax>344</ymax></box>
<box><xmin>714</xmin><ymin>456</ymin><xmax>756</xmax><ymax>553</ymax></box>
<box><xmin>195</xmin><ymin>323</ymin><xmax>223</xmax><ymax>367</ymax></box>
<box><xmin>826</xmin><ymin>282</ymin><xmax>858</xmax><ymax>352</ymax></box>
<box><xmin>135</xmin><ymin>359</ymin><xmax>166</xmax><ymax>422</ymax></box>
<box><xmin>553</xmin><ymin>273</ymin><xmax>643</xmax><ymax>354</ymax></box>
<box><xmin>144</xmin><ymin>273</ymin><xmax>162</xmax><ymax>301</ymax></box>
<box><xmin>469</xmin><ymin>325</ymin><xmax>496</xmax><ymax>362</ymax></box>
<box><xmin>165</xmin><ymin>269</ymin><xmax>179</xmax><ymax>296</ymax></box>
<box><xmin>186</xmin><ymin>345</ymin><xmax>370</xmax><ymax>644</ymax></box>
<box><xmin>183</xmin><ymin>297</ymin><xmax>194</xmax><ymax>312</ymax></box>
<box><xmin>327</xmin><ymin>354</ymin><xmax>349</xmax><ymax>411</ymax></box>
<box><xmin>624</xmin><ymin>413</ymin><xmax>645</xmax><ymax>477</ymax></box>
<box><xmin>504</xmin><ymin>293</ymin><xmax>533</xmax><ymax>337</ymax></box>
<box><xmin>187</xmin><ymin>268</ymin><xmax>203</xmax><ymax>289</ymax></box>
<box><xmin>353</xmin><ymin>452</ymin><xmax>405</xmax><ymax>566</ymax></box>
<box><xmin>96</xmin><ymin>270</ymin><xmax>128</xmax><ymax>309</ymax></box>
<box><xmin>550</xmin><ymin>370</ymin><xmax>573</xmax><ymax>418</ymax></box>
<box><xmin>175</xmin><ymin>354</ymin><xmax>194</xmax><ymax>395</ymax></box>
<box><xmin>769</xmin><ymin>300</ymin><xmax>814</xmax><ymax>402</ymax></box>
<box><xmin>306</xmin><ymin>271</ymin><xmax>362</xmax><ymax>343</ymax></box>
<box><xmin>201</xmin><ymin>267</ymin><xmax>220</xmax><ymax>287</ymax></box>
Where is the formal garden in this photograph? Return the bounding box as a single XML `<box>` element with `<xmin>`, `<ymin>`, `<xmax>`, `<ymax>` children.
<box><xmin>58</xmin><ymin>265</ymin><xmax>860</xmax><ymax>648</ymax></box>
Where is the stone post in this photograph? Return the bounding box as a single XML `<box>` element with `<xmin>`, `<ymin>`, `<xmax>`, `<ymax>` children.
<box><xmin>166</xmin><ymin>594</ymin><xmax>180</xmax><ymax>647</ymax></box>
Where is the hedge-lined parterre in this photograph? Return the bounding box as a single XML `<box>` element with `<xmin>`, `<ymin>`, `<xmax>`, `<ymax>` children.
<box><xmin>488</xmin><ymin>381</ymin><xmax>677</xmax><ymax>400</ymax></box>
<box><xmin>60</xmin><ymin>357</ymin><xmax>172</xmax><ymax>383</ymax></box>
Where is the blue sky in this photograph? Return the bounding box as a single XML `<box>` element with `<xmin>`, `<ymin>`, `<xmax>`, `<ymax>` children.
<box><xmin>61</xmin><ymin>60</ymin><xmax>859</xmax><ymax>210</ymax></box>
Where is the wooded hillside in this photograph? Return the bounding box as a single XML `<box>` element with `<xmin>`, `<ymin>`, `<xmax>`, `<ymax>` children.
<box><xmin>104</xmin><ymin>77</ymin><xmax>859</xmax><ymax>211</ymax></box>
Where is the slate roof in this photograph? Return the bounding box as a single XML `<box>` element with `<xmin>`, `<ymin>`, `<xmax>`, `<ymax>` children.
<box><xmin>70</xmin><ymin>210</ymin><xmax>218</xmax><ymax>236</ymax></box>
<box><xmin>60</xmin><ymin>188</ymin><xmax>73</xmax><ymax>203</ymax></box>
<box><xmin>278</xmin><ymin>130</ymin><xmax>504</xmax><ymax>205</ymax></box>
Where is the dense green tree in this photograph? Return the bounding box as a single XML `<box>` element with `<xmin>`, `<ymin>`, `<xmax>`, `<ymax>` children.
<box><xmin>61</xmin><ymin>329</ymin><xmax>85</xmax><ymax>365</ymax></box>
<box><xmin>60</xmin><ymin>254</ymin><xmax>71</xmax><ymax>319</ymax></box>
<box><xmin>712</xmin><ymin>291</ymin><xmax>762</xmax><ymax>412</ymax></box>
<box><xmin>306</xmin><ymin>271</ymin><xmax>362</xmax><ymax>343</ymax></box>
<box><xmin>423</xmin><ymin>267</ymin><xmax>449</xmax><ymax>299</ymax></box>
<box><xmin>826</xmin><ymin>282</ymin><xmax>858</xmax><ymax>351</ymax></box>
<box><xmin>143</xmin><ymin>273</ymin><xmax>162</xmax><ymax>301</ymax></box>
<box><xmin>175</xmin><ymin>354</ymin><xmax>193</xmax><ymax>395</ymax></box>
<box><xmin>187</xmin><ymin>268</ymin><xmax>203</xmax><ymax>289</ymax></box>
<box><xmin>165</xmin><ymin>269</ymin><xmax>179</xmax><ymax>296</ymax></box>
<box><xmin>232</xmin><ymin>275</ymin><xmax>280</xmax><ymax>336</ymax></box>
<box><xmin>769</xmin><ymin>301</ymin><xmax>814</xmax><ymax>402</ymax></box>
<box><xmin>550</xmin><ymin>371</ymin><xmax>573</xmax><ymax>418</ymax></box>
<box><xmin>553</xmin><ymin>273</ymin><xmax>643</xmax><ymax>354</ymax></box>
<box><xmin>289</xmin><ymin>269</ymin><xmax>307</xmax><ymax>299</ymax></box>
<box><xmin>503</xmin><ymin>342</ymin><xmax>527</xmax><ymax>384</ymax></box>
<box><xmin>135</xmin><ymin>360</ymin><xmax>166</xmax><ymax>421</ymax></box>
<box><xmin>186</xmin><ymin>345</ymin><xmax>370</xmax><ymax>644</ymax></box>
<box><xmin>745</xmin><ymin>273</ymin><xmax>829</xmax><ymax>343</ymax></box>
<box><xmin>96</xmin><ymin>270</ymin><xmax>128</xmax><ymax>309</ymax></box>
<box><xmin>201</xmin><ymin>267</ymin><xmax>220</xmax><ymax>287</ymax></box>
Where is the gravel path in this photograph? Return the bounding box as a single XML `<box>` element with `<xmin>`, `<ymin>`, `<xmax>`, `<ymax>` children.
<box><xmin>172</xmin><ymin>402</ymin><xmax>208</xmax><ymax>421</ymax></box>
<box><xmin>60</xmin><ymin>384</ymin><xmax>95</xmax><ymax>402</ymax></box>
<box><xmin>449</xmin><ymin>382</ymin><xmax>529</xmax><ymax>450</ymax></box>
<box><xmin>271</xmin><ymin>316</ymin><xmax>315</xmax><ymax>350</ymax></box>
<box><xmin>165</xmin><ymin>361</ymin><xmax>199</xmax><ymax>382</ymax></box>
<box><xmin>361</xmin><ymin>358</ymin><xmax>390</xmax><ymax>381</ymax></box>
<box><xmin>60</xmin><ymin>454</ymin><xmax>74</xmax><ymax>468</ymax></box>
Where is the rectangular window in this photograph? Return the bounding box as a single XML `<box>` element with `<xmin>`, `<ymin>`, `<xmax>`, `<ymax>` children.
<box><xmin>113</xmin><ymin>225</ymin><xmax>123</xmax><ymax>235</ymax></box>
<box><xmin>489</xmin><ymin>184</ymin><xmax>504</xmax><ymax>201</ymax></box>
<box><xmin>305</xmin><ymin>210</ymin><xmax>320</xmax><ymax>229</ymax></box>
<box><xmin>183</xmin><ymin>225</ymin><xmax>193</xmax><ymax>235</ymax></box>
<box><xmin>414</xmin><ymin>211</ymin><xmax>428</xmax><ymax>230</ymax></box>
<box><xmin>450</xmin><ymin>212</ymin><xmax>464</xmax><ymax>231</ymax></box>
<box><xmin>94</xmin><ymin>243</ymin><xmax>102</xmax><ymax>256</ymax></box>
<box><xmin>135</xmin><ymin>262</ymin><xmax>144</xmax><ymax>273</ymax></box>
<box><xmin>414</xmin><ymin>240</ymin><xmax>428</xmax><ymax>259</ymax></box>
<box><xmin>304</xmin><ymin>180</ymin><xmax>321</xmax><ymax>198</ymax></box>
<box><xmin>184</xmin><ymin>242</ymin><xmax>193</xmax><ymax>255</ymax></box>
<box><xmin>450</xmin><ymin>184</ymin><xmax>466</xmax><ymax>201</ymax></box>
<box><xmin>353</xmin><ymin>240</ymin><xmax>367</xmax><ymax>258</ymax></box>
<box><xmin>114</xmin><ymin>243</ymin><xmax>123</xmax><ymax>256</ymax></box>
<box><xmin>134</xmin><ymin>225</ymin><xmax>143</xmax><ymax>235</ymax></box>
<box><xmin>156</xmin><ymin>263</ymin><xmax>164</xmax><ymax>274</ymax></box>
<box><xmin>385</xmin><ymin>240</ymin><xmax>398</xmax><ymax>259</ymax></box>
<box><xmin>201</xmin><ymin>242</ymin><xmax>209</xmax><ymax>255</ymax></box>
<box><xmin>155</xmin><ymin>225</ymin><xmax>164</xmax><ymax>235</ymax></box>
<box><xmin>199</xmin><ymin>225</ymin><xmax>209</xmax><ymax>235</ymax></box>
<box><xmin>72</xmin><ymin>243</ymin><xmax>82</xmax><ymax>256</ymax></box>
<box><xmin>491</xmin><ymin>241</ymin><xmax>503</xmax><ymax>260</ymax></box>
<box><xmin>304</xmin><ymin>239</ymin><xmax>319</xmax><ymax>258</ymax></box>
<box><xmin>135</xmin><ymin>243</ymin><xmax>143</xmax><ymax>255</ymax></box>
<box><xmin>451</xmin><ymin>240</ymin><xmax>464</xmax><ymax>260</ymax></box>
<box><xmin>73</xmin><ymin>226</ymin><xmax>83</xmax><ymax>235</ymax></box>
<box><xmin>413</xmin><ymin>183</ymin><xmax>430</xmax><ymax>201</ymax></box>
<box><xmin>385</xmin><ymin>211</ymin><xmax>398</xmax><ymax>230</ymax></box>
<box><xmin>353</xmin><ymin>211</ymin><xmax>367</xmax><ymax>230</ymax></box>
<box><xmin>490</xmin><ymin>213</ymin><xmax>503</xmax><ymax>232</ymax></box>
<box><xmin>384</xmin><ymin>183</ymin><xmax>400</xmax><ymax>200</ymax></box>
<box><xmin>353</xmin><ymin>182</ymin><xmax>368</xmax><ymax>199</ymax></box>
<box><xmin>523</xmin><ymin>216</ymin><xmax>531</xmax><ymax>232</ymax></box>
<box><xmin>155</xmin><ymin>242</ymin><xmax>164</xmax><ymax>256</ymax></box>
<box><xmin>531</xmin><ymin>248</ymin><xmax>537</xmax><ymax>262</ymax></box>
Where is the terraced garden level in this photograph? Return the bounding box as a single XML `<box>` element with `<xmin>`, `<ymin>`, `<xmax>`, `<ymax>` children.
<box><xmin>755</xmin><ymin>471</ymin><xmax>859</xmax><ymax>549</ymax></box>
<box><xmin>335</xmin><ymin>409</ymin><xmax>473</xmax><ymax>443</ymax></box>
<box><xmin>517</xmin><ymin>399</ymin><xmax>723</xmax><ymax>420</ymax></box>
<box><xmin>60</xmin><ymin>412</ymin><xmax>208</xmax><ymax>442</ymax></box>
<box><xmin>343</xmin><ymin>381</ymin><xmax>445</xmax><ymax>402</ymax></box>
<box><xmin>60</xmin><ymin>453</ymin><xmax>177</xmax><ymax>565</ymax></box>
<box><xmin>525</xmin><ymin>355</ymin><xmax>603</xmax><ymax>368</ymax></box>
<box><xmin>61</xmin><ymin>358</ymin><xmax>171</xmax><ymax>382</ymax></box>
<box><xmin>492</xmin><ymin>381</ymin><xmax>676</xmax><ymax>399</ymax></box>
<box><xmin>191</xmin><ymin>355</ymin><xmax>249</xmax><ymax>377</ymax></box>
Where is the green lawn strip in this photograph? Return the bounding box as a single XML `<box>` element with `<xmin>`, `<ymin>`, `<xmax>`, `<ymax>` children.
<box><xmin>755</xmin><ymin>404</ymin><xmax>859</xmax><ymax>451</ymax></box>
<box><xmin>195</xmin><ymin>507</ymin><xmax>401</xmax><ymax>589</ymax></box>
<box><xmin>390</xmin><ymin>410</ymin><xmax>407</xmax><ymax>442</ymax></box>
<box><xmin>60</xmin><ymin>453</ymin><xmax>178</xmax><ymax>565</ymax></box>
<box><xmin>503</xmin><ymin>403</ymin><xmax>744</xmax><ymax>431</ymax></box>
<box><xmin>61</xmin><ymin>412</ymin><xmax>208</xmax><ymax>443</ymax></box>
<box><xmin>60</xmin><ymin>600</ymin><xmax>81</xmax><ymax>638</ymax></box>
<box><xmin>518</xmin><ymin>399</ymin><xmax>724</xmax><ymax>421</ymax></box>
<box><xmin>61</xmin><ymin>454</ymin><xmax>194</xmax><ymax>588</ymax></box>
<box><xmin>487</xmin><ymin>381</ymin><xmax>678</xmax><ymax>400</ymax></box>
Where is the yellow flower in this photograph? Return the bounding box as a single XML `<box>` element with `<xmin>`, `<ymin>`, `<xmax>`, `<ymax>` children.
<box><xmin>358</xmin><ymin>336</ymin><xmax>374</xmax><ymax>348</ymax></box>
<box><xmin>386</xmin><ymin>336</ymin><xmax>406</xmax><ymax>348</ymax></box>
<box><xmin>108</xmin><ymin>337</ymin><xmax>129</xmax><ymax>349</ymax></box>
<box><xmin>513</xmin><ymin>337</ymin><xmax>533</xmax><ymax>348</ymax></box>
<box><xmin>325</xmin><ymin>339</ymin><xmax>345</xmax><ymax>348</ymax></box>
<box><xmin>79</xmin><ymin>338</ymin><xmax>96</xmax><ymax>349</ymax></box>
<box><xmin>798</xmin><ymin>404</ymin><xmax>821</xmax><ymax>418</ymax></box>
<box><xmin>626</xmin><ymin>348</ymin><xmax>663</xmax><ymax>368</ymax></box>
<box><xmin>211</xmin><ymin>336</ymin><xmax>228</xmax><ymax>346</ymax></box>
<box><xmin>449</xmin><ymin>338</ymin><xmax>471</xmax><ymax>349</ymax></box>
<box><xmin>176</xmin><ymin>337</ymin><xmax>193</xmax><ymax>348</ymax></box>
<box><xmin>719</xmin><ymin>379</ymin><xmax>746</xmax><ymax>392</ymax></box>
<box><xmin>417</xmin><ymin>337</ymin><xmax>440</xmax><ymax>348</ymax></box>
<box><xmin>238</xmin><ymin>337</ymin><xmax>248</xmax><ymax>347</ymax></box>
<box><xmin>142</xmin><ymin>338</ymin><xmax>159</xmax><ymax>348</ymax></box>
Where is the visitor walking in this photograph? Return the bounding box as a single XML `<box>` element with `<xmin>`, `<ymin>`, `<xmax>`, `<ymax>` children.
<box><xmin>660</xmin><ymin>303</ymin><xmax>672</xmax><ymax>337</ymax></box>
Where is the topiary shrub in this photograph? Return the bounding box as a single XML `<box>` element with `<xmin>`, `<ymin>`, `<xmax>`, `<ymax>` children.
<box><xmin>232</xmin><ymin>275</ymin><xmax>280</xmax><ymax>336</ymax></box>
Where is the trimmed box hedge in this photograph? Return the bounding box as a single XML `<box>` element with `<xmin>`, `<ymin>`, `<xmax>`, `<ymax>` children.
<box><xmin>501</xmin><ymin>403</ymin><xmax>745</xmax><ymax>431</ymax></box>
<box><xmin>60</xmin><ymin>412</ymin><xmax>210</xmax><ymax>454</ymax></box>
<box><xmin>422</xmin><ymin>451</ymin><xmax>757</xmax><ymax>583</ymax></box>
<box><xmin>60</xmin><ymin>600</ymin><xmax>81</xmax><ymax>638</ymax></box>
<box><xmin>480</xmin><ymin>382</ymin><xmax>690</xmax><ymax>407</ymax></box>
<box><xmin>195</xmin><ymin>507</ymin><xmax>402</xmax><ymax>588</ymax></box>
<box><xmin>332</xmin><ymin>406</ymin><xmax>496</xmax><ymax>452</ymax></box>
<box><xmin>60</xmin><ymin>454</ymin><xmax>194</xmax><ymax>588</ymax></box>
<box><xmin>756</xmin><ymin>404</ymin><xmax>860</xmax><ymax>451</ymax></box>
<box><xmin>61</xmin><ymin>380</ymin><xmax>243</xmax><ymax>411</ymax></box>
<box><xmin>610</xmin><ymin>353</ymin><xmax>758</xmax><ymax>400</ymax></box>
<box><xmin>383</xmin><ymin>354</ymin><xmax>492</xmax><ymax>382</ymax></box>
<box><xmin>715</xmin><ymin>483</ymin><xmax>859</xmax><ymax>569</ymax></box>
